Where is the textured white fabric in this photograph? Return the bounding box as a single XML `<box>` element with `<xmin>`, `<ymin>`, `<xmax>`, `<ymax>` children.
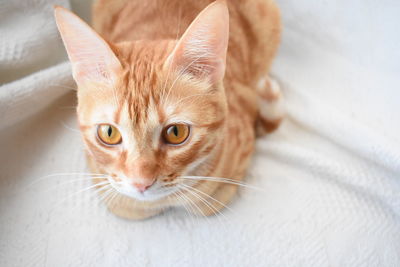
<box><xmin>0</xmin><ymin>0</ymin><xmax>73</xmax><ymax>130</ymax></box>
<box><xmin>1</xmin><ymin>0</ymin><xmax>399</xmax><ymax>266</ymax></box>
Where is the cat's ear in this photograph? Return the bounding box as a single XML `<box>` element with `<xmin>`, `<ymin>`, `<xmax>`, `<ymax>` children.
<box><xmin>166</xmin><ymin>0</ymin><xmax>229</xmax><ymax>84</ymax></box>
<box><xmin>54</xmin><ymin>6</ymin><xmax>122</xmax><ymax>85</ymax></box>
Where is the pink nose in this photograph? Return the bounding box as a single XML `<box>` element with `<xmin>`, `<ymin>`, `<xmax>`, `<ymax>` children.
<box><xmin>132</xmin><ymin>180</ymin><xmax>155</xmax><ymax>193</ymax></box>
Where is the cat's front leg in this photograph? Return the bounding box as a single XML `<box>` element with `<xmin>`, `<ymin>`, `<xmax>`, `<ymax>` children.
<box><xmin>105</xmin><ymin>194</ymin><xmax>163</xmax><ymax>220</ymax></box>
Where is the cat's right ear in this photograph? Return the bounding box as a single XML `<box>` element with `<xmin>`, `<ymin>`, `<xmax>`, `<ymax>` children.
<box><xmin>166</xmin><ymin>0</ymin><xmax>229</xmax><ymax>84</ymax></box>
<box><xmin>54</xmin><ymin>6</ymin><xmax>122</xmax><ymax>85</ymax></box>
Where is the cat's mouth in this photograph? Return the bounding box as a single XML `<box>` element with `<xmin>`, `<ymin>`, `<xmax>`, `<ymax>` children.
<box><xmin>106</xmin><ymin>176</ymin><xmax>178</xmax><ymax>202</ymax></box>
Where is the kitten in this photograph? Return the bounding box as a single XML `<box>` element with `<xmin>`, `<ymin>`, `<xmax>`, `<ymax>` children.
<box><xmin>54</xmin><ymin>0</ymin><xmax>283</xmax><ymax>219</ymax></box>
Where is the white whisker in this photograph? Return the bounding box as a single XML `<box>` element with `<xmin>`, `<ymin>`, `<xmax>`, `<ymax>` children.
<box><xmin>27</xmin><ymin>172</ymin><xmax>108</xmax><ymax>188</ymax></box>
<box><xmin>178</xmin><ymin>184</ymin><xmax>227</xmax><ymax>224</ymax></box>
<box><xmin>179</xmin><ymin>183</ymin><xmax>235</xmax><ymax>214</ymax></box>
<box><xmin>51</xmin><ymin>181</ymin><xmax>109</xmax><ymax>210</ymax></box>
<box><xmin>38</xmin><ymin>177</ymin><xmax>108</xmax><ymax>194</ymax></box>
<box><xmin>176</xmin><ymin>187</ymin><xmax>206</xmax><ymax>218</ymax></box>
<box><xmin>89</xmin><ymin>184</ymin><xmax>113</xmax><ymax>204</ymax></box>
<box><xmin>171</xmin><ymin>191</ymin><xmax>190</xmax><ymax>218</ymax></box>
<box><xmin>178</xmin><ymin>176</ymin><xmax>265</xmax><ymax>192</ymax></box>
<box><xmin>106</xmin><ymin>190</ymin><xmax>120</xmax><ymax>209</ymax></box>
<box><xmin>100</xmin><ymin>187</ymin><xmax>115</xmax><ymax>205</ymax></box>
<box><xmin>171</xmin><ymin>191</ymin><xmax>199</xmax><ymax>226</ymax></box>
<box><xmin>60</xmin><ymin>121</ymin><xmax>80</xmax><ymax>133</ymax></box>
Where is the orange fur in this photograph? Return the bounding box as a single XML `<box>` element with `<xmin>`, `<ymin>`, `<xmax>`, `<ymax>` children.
<box><xmin>55</xmin><ymin>0</ymin><xmax>283</xmax><ymax>219</ymax></box>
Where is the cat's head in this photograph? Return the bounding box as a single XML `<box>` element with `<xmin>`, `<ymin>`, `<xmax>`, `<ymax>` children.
<box><xmin>55</xmin><ymin>1</ymin><xmax>229</xmax><ymax>201</ymax></box>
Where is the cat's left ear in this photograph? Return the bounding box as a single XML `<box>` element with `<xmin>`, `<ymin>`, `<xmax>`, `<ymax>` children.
<box><xmin>54</xmin><ymin>6</ymin><xmax>122</xmax><ymax>85</ymax></box>
<box><xmin>166</xmin><ymin>0</ymin><xmax>229</xmax><ymax>84</ymax></box>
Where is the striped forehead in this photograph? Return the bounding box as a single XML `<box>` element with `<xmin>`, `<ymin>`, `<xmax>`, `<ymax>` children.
<box><xmin>114</xmin><ymin>39</ymin><xmax>177</xmax><ymax>123</ymax></box>
<box><xmin>125</xmin><ymin>85</ymin><xmax>154</xmax><ymax>124</ymax></box>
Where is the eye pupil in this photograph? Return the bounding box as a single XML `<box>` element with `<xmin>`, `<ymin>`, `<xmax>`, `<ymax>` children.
<box><xmin>173</xmin><ymin>126</ymin><xmax>178</xmax><ymax>136</ymax></box>
<box><xmin>107</xmin><ymin>126</ymin><xmax>112</xmax><ymax>137</ymax></box>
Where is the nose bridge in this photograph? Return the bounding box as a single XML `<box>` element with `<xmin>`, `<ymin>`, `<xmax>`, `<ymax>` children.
<box><xmin>132</xmin><ymin>157</ymin><xmax>156</xmax><ymax>179</ymax></box>
<box><xmin>125</xmin><ymin>152</ymin><xmax>157</xmax><ymax>181</ymax></box>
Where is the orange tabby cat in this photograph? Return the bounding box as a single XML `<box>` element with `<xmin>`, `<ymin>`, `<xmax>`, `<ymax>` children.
<box><xmin>54</xmin><ymin>0</ymin><xmax>283</xmax><ymax>219</ymax></box>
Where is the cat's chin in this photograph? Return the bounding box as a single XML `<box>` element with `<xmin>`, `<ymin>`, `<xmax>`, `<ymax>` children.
<box><xmin>113</xmin><ymin>185</ymin><xmax>174</xmax><ymax>202</ymax></box>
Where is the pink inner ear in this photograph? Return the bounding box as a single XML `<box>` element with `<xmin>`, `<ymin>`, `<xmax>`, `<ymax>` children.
<box><xmin>167</xmin><ymin>0</ymin><xmax>229</xmax><ymax>83</ymax></box>
<box><xmin>54</xmin><ymin>7</ymin><xmax>122</xmax><ymax>85</ymax></box>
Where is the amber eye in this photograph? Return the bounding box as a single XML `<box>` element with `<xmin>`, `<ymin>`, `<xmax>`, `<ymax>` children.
<box><xmin>163</xmin><ymin>124</ymin><xmax>190</xmax><ymax>145</ymax></box>
<box><xmin>97</xmin><ymin>124</ymin><xmax>122</xmax><ymax>145</ymax></box>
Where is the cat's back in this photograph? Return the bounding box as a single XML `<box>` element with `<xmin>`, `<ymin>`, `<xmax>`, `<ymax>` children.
<box><xmin>92</xmin><ymin>0</ymin><xmax>280</xmax><ymax>86</ymax></box>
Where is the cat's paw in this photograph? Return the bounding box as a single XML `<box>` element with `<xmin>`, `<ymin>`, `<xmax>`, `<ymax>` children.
<box><xmin>106</xmin><ymin>195</ymin><xmax>163</xmax><ymax>220</ymax></box>
<box><xmin>256</xmin><ymin>76</ymin><xmax>285</xmax><ymax>136</ymax></box>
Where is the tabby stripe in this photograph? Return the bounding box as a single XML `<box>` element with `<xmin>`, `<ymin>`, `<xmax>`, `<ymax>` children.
<box><xmin>84</xmin><ymin>138</ymin><xmax>114</xmax><ymax>165</ymax></box>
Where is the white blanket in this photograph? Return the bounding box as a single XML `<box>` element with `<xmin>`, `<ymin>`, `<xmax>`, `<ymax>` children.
<box><xmin>1</xmin><ymin>0</ymin><xmax>399</xmax><ymax>266</ymax></box>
